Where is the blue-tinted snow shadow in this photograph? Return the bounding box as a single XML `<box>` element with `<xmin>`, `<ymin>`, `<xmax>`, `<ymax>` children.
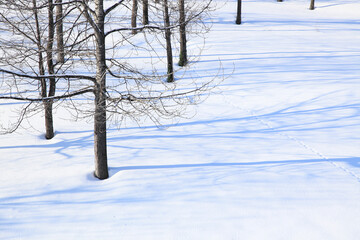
<box><xmin>242</xmin><ymin>19</ymin><xmax>360</xmax><ymax>26</ymax></box>
<box><xmin>0</xmin><ymin>157</ymin><xmax>359</xmax><ymax>205</ymax></box>
<box><xmin>109</xmin><ymin>157</ymin><xmax>360</xmax><ymax>173</ymax></box>
<box><xmin>0</xmin><ymin>156</ymin><xmax>359</xmax><ymax>230</ymax></box>
<box><xmin>0</xmin><ymin>98</ymin><xmax>359</xmax><ymax>158</ymax></box>
<box><xmin>196</xmin><ymin>52</ymin><xmax>360</xmax><ymax>64</ymax></box>
<box><xmin>106</xmin><ymin>93</ymin><xmax>360</xmax><ymax>139</ymax></box>
<box><xmin>181</xmin><ymin>48</ymin><xmax>360</xmax><ymax>85</ymax></box>
<box><xmin>1</xmin><ymin>157</ymin><xmax>359</xmax><ymax>203</ymax></box>
<box><xmin>315</xmin><ymin>2</ymin><xmax>359</xmax><ymax>9</ymax></box>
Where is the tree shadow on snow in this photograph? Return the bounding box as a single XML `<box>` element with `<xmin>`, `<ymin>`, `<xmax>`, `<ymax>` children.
<box><xmin>109</xmin><ymin>157</ymin><xmax>360</xmax><ymax>174</ymax></box>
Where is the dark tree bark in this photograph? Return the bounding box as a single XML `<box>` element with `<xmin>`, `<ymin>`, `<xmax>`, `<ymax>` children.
<box><xmin>277</xmin><ymin>0</ymin><xmax>283</xmax><ymax>2</ymax></box>
<box><xmin>143</xmin><ymin>0</ymin><xmax>149</xmax><ymax>25</ymax></box>
<box><xmin>93</xmin><ymin>0</ymin><xmax>109</xmax><ymax>180</ymax></box>
<box><xmin>163</xmin><ymin>0</ymin><xmax>174</xmax><ymax>82</ymax></box>
<box><xmin>309</xmin><ymin>0</ymin><xmax>315</xmax><ymax>10</ymax></box>
<box><xmin>236</xmin><ymin>0</ymin><xmax>242</xmax><ymax>25</ymax></box>
<box><xmin>44</xmin><ymin>101</ymin><xmax>54</xmax><ymax>139</ymax></box>
<box><xmin>55</xmin><ymin>0</ymin><xmax>65</xmax><ymax>64</ymax></box>
<box><xmin>178</xmin><ymin>0</ymin><xmax>188</xmax><ymax>66</ymax></box>
<box><xmin>93</xmin><ymin>79</ymin><xmax>108</xmax><ymax>180</ymax></box>
<box><xmin>45</xmin><ymin>0</ymin><xmax>56</xmax><ymax>139</ymax></box>
<box><xmin>131</xmin><ymin>0</ymin><xmax>138</xmax><ymax>34</ymax></box>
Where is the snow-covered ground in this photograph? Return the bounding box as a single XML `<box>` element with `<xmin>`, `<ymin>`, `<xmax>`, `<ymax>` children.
<box><xmin>1</xmin><ymin>0</ymin><xmax>360</xmax><ymax>239</ymax></box>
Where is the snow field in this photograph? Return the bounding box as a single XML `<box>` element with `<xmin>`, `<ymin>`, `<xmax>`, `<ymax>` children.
<box><xmin>1</xmin><ymin>0</ymin><xmax>360</xmax><ymax>239</ymax></box>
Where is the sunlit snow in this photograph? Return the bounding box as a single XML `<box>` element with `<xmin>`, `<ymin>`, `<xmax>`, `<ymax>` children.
<box><xmin>1</xmin><ymin>0</ymin><xmax>360</xmax><ymax>239</ymax></box>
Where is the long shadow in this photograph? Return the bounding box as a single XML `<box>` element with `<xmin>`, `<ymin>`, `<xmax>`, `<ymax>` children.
<box><xmin>0</xmin><ymin>156</ymin><xmax>359</xmax><ymax>233</ymax></box>
<box><xmin>196</xmin><ymin>50</ymin><xmax>360</xmax><ymax>58</ymax></box>
<box><xmin>316</xmin><ymin>3</ymin><xmax>356</xmax><ymax>9</ymax></box>
<box><xmin>1</xmin><ymin>82</ymin><xmax>359</xmax><ymax>163</ymax></box>
<box><xmin>0</xmin><ymin>157</ymin><xmax>359</xmax><ymax>206</ymax></box>
<box><xmin>1</xmin><ymin>99</ymin><xmax>359</xmax><ymax>157</ymax></box>
<box><xmin>110</xmin><ymin>157</ymin><xmax>360</xmax><ymax>173</ymax></box>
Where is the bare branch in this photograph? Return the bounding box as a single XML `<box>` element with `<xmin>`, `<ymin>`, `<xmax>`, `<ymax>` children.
<box><xmin>104</xmin><ymin>0</ymin><xmax>125</xmax><ymax>16</ymax></box>
<box><xmin>76</xmin><ymin>0</ymin><xmax>100</xmax><ymax>36</ymax></box>
<box><xmin>105</xmin><ymin>0</ymin><xmax>213</xmax><ymax>37</ymax></box>
<box><xmin>0</xmin><ymin>88</ymin><xmax>94</xmax><ymax>102</ymax></box>
<box><xmin>0</xmin><ymin>102</ymin><xmax>33</xmax><ymax>135</ymax></box>
<box><xmin>0</xmin><ymin>68</ymin><xmax>96</xmax><ymax>82</ymax></box>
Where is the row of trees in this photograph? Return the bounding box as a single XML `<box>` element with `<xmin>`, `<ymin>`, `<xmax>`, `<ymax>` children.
<box><xmin>236</xmin><ymin>0</ymin><xmax>317</xmax><ymax>25</ymax></box>
<box><xmin>0</xmin><ymin>0</ymin><xmax>215</xmax><ymax>179</ymax></box>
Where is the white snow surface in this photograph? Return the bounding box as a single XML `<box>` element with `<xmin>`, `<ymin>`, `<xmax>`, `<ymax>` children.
<box><xmin>1</xmin><ymin>0</ymin><xmax>360</xmax><ymax>239</ymax></box>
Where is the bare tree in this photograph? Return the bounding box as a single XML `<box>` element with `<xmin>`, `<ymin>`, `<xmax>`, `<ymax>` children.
<box><xmin>75</xmin><ymin>0</ymin><xmax>215</xmax><ymax>178</ymax></box>
<box><xmin>0</xmin><ymin>0</ymin><xmax>57</xmax><ymax>139</ymax></box>
<box><xmin>1</xmin><ymin>0</ymin><xmax>216</xmax><ymax>180</ymax></box>
<box><xmin>45</xmin><ymin>0</ymin><xmax>56</xmax><ymax>139</ymax></box>
<box><xmin>0</xmin><ymin>0</ymin><xmax>90</xmax><ymax>139</ymax></box>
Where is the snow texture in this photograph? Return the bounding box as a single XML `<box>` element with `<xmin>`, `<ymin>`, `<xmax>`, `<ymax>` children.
<box><xmin>1</xmin><ymin>0</ymin><xmax>360</xmax><ymax>239</ymax></box>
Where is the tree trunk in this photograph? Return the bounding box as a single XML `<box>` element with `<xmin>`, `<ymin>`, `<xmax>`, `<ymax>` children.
<box><xmin>164</xmin><ymin>0</ymin><xmax>174</xmax><ymax>82</ymax></box>
<box><xmin>94</xmin><ymin>80</ymin><xmax>108</xmax><ymax>179</ymax></box>
<box><xmin>94</xmin><ymin>0</ymin><xmax>109</xmax><ymax>180</ymax></box>
<box><xmin>131</xmin><ymin>0</ymin><xmax>138</xmax><ymax>34</ymax></box>
<box><xmin>44</xmin><ymin>101</ymin><xmax>55</xmax><ymax>139</ymax></box>
<box><xmin>277</xmin><ymin>0</ymin><xmax>283</xmax><ymax>2</ymax></box>
<box><xmin>309</xmin><ymin>0</ymin><xmax>315</xmax><ymax>10</ymax></box>
<box><xmin>178</xmin><ymin>0</ymin><xmax>187</xmax><ymax>66</ymax></box>
<box><xmin>55</xmin><ymin>0</ymin><xmax>65</xmax><ymax>64</ymax></box>
<box><xmin>236</xmin><ymin>0</ymin><xmax>242</xmax><ymax>25</ymax></box>
<box><xmin>143</xmin><ymin>0</ymin><xmax>149</xmax><ymax>25</ymax></box>
<box><xmin>45</xmin><ymin>0</ymin><xmax>56</xmax><ymax>139</ymax></box>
